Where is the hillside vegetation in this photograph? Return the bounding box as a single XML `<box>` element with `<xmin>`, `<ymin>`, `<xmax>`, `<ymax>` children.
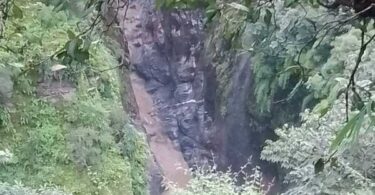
<box><xmin>0</xmin><ymin>1</ymin><xmax>148</xmax><ymax>194</ymax></box>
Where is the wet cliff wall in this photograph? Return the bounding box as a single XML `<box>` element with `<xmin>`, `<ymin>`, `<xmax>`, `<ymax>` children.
<box><xmin>123</xmin><ymin>0</ymin><xmax>213</xmax><ymax>168</ymax></box>
<box><xmin>203</xmin><ymin>16</ymin><xmax>304</xmax><ymax>190</ymax></box>
<box><xmin>120</xmin><ymin>0</ymin><xmax>302</xmax><ymax>188</ymax></box>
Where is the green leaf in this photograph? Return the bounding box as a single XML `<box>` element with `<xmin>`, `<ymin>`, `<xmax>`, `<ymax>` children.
<box><xmin>67</xmin><ymin>30</ymin><xmax>76</xmax><ymax>39</ymax></box>
<box><xmin>350</xmin><ymin>109</ymin><xmax>365</xmax><ymax>143</ymax></box>
<box><xmin>56</xmin><ymin>51</ymin><xmax>67</xmax><ymax>59</ymax></box>
<box><xmin>62</xmin><ymin>56</ymin><xmax>73</xmax><ymax>65</ymax></box>
<box><xmin>53</xmin><ymin>0</ymin><xmax>67</xmax><ymax>12</ymax></box>
<box><xmin>227</xmin><ymin>2</ymin><xmax>249</xmax><ymax>12</ymax></box>
<box><xmin>82</xmin><ymin>38</ymin><xmax>92</xmax><ymax>52</ymax></box>
<box><xmin>313</xmin><ymin>99</ymin><xmax>332</xmax><ymax>117</ymax></box>
<box><xmin>251</xmin><ymin>9</ymin><xmax>261</xmax><ymax>23</ymax></box>
<box><xmin>366</xmin><ymin>102</ymin><xmax>375</xmax><ymax>133</ymax></box>
<box><xmin>66</xmin><ymin>38</ymin><xmax>83</xmax><ymax>58</ymax></box>
<box><xmin>284</xmin><ymin>0</ymin><xmax>298</xmax><ymax>7</ymax></box>
<box><xmin>12</xmin><ymin>5</ymin><xmax>23</xmax><ymax>19</ymax></box>
<box><xmin>205</xmin><ymin>8</ymin><xmax>218</xmax><ymax>24</ymax></box>
<box><xmin>8</xmin><ymin>63</ymin><xmax>24</xmax><ymax>68</ymax></box>
<box><xmin>309</xmin><ymin>0</ymin><xmax>320</xmax><ymax>8</ymax></box>
<box><xmin>264</xmin><ymin>9</ymin><xmax>272</xmax><ymax>26</ymax></box>
<box><xmin>75</xmin><ymin>50</ymin><xmax>90</xmax><ymax>62</ymax></box>
<box><xmin>314</xmin><ymin>158</ymin><xmax>324</xmax><ymax>174</ymax></box>
<box><xmin>352</xmin><ymin>92</ymin><xmax>364</xmax><ymax>110</ymax></box>
<box><xmin>330</xmin><ymin>108</ymin><xmax>366</xmax><ymax>151</ymax></box>
<box><xmin>330</xmin><ymin>119</ymin><xmax>355</xmax><ymax>151</ymax></box>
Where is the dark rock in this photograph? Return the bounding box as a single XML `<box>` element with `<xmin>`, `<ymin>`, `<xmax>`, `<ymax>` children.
<box><xmin>174</xmin><ymin>83</ymin><xmax>194</xmax><ymax>103</ymax></box>
<box><xmin>153</xmin><ymin>86</ymin><xmax>173</xmax><ymax>105</ymax></box>
<box><xmin>166</xmin><ymin>127</ymin><xmax>178</xmax><ymax>140</ymax></box>
<box><xmin>134</xmin><ymin>47</ymin><xmax>171</xmax><ymax>84</ymax></box>
<box><xmin>179</xmin><ymin>136</ymin><xmax>196</xmax><ymax>151</ymax></box>
<box><xmin>133</xmin><ymin>42</ymin><xmax>142</xmax><ymax>47</ymax></box>
<box><xmin>135</xmin><ymin>23</ymin><xmax>142</xmax><ymax>28</ymax></box>
<box><xmin>145</xmin><ymin>79</ymin><xmax>163</xmax><ymax>94</ymax></box>
<box><xmin>123</xmin><ymin>0</ymin><xmax>219</xmax><ymax>169</ymax></box>
<box><xmin>147</xmin><ymin>158</ymin><xmax>163</xmax><ymax>195</ymax></box>
<box><xmin>177</xmin><ymin>59</ymin><xmax>196</xmax><ymax>82</ymax></box>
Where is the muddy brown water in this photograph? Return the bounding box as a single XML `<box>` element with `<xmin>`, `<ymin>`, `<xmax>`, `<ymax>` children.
<box><xmin>131</xmin><ymin>73</ymin><xmax>190</xmax><ymax>194</ymax></box>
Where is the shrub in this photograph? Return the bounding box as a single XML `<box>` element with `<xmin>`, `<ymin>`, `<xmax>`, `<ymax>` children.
<box><xmin>170</xmin><ymin>162</ymin><xmax>271</xmax><ymax>195</ymax></box>
<box><xmin>0</xmin><ymin>182</ymin><xmax>70</xmax><ymax>195</ymax></box>
<box><xmin>261</xmin><ymin>101</ymin><xmax>375</xmax><ymax>194</ymax></box>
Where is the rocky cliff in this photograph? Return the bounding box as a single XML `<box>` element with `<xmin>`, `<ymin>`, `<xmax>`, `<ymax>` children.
<box><xmin>123</xmin><ymin>0</ymin><xmax>213</xmax><ymax>168</ymax></box>
<box><xmin>120</xmin><ymin>0</ymin><xmax>301</xmax><ymax>191</ymax></box>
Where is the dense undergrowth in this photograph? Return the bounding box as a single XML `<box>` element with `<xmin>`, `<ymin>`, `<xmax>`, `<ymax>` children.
<box><xmin>170</xmin><ymin>163</ymin><xmax>268</xmax><ymax>195</ymax></box>
<box><xmin>0</xmin><ymin>1</ymin><xmax>148</xmax><ymax>194</ymax></box>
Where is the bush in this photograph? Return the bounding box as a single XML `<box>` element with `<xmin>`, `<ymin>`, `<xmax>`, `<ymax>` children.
<box><xmin>170</xmin><ymin>162</ymin><xmax>271</xmax><ymax>195</ymax></box>
<box><xmin>261</xmin><ymin>102</ymin><xmax>375</xmax><ymax>194</ymax></box>
<box><xmin>0</xmin><ymin>182</ymin><xmax>70</xmax><ymax>195</ymax></box>
<box><xmin>118</xmin><ymin>124</ymin><xmax>149</xmax><ymax>195</ymax></box>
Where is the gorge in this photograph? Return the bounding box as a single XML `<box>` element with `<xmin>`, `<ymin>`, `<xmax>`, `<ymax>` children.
<box><xmin>2</xmin><ymin>0</ymin><xmax>374</xmax><ymax>194</ymax></box>
<box><xmin>119</xmin><ymin>0</ymin><xmax>301</xmax><ymax>193</ymax></box>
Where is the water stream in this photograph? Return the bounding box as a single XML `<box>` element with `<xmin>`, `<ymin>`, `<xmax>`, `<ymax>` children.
<box><xmin>130</xmin><ymin>73</ymin><xmax>190</xmax><ymax>194</ymax></box>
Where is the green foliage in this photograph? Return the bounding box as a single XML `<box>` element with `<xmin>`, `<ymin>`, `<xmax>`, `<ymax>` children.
<box><xmin>240</xmin><ymin>1</ymin><xmax>334</xmax><ymax>112</ymax></box>
<box><xmin>203</xmin><ymin>0</ymin><xmax>375</xmax><ymax>193</ymax></box>
<box><xmin>0</xmin><ymin>96</ymin><xmax>147</xmax><ymax>194</ymax></box>
<box><xmin>170</xmin><ymin>163</ymin><xmax>269</xmax><ymax>195</ymax></box>
<box><xmin>0</xmin><ymin>1</ymin><xmax>148</xmax><ymax>195</ymax></box>
<box><xmin>118</xmin><ymin>124</ymin><xmax>148</xmax><ymax>195</ymax></box>
<box><xmin>0</xmin><ymin>0</ymin><xmax>119</xmax><ymax>98</ymax></box>
<box><xmin>262</xmin><ymin>103</ymin><xmax>375</xmax><ymax>194</ymax></box>
<box><xmin>257</xmin><ymin>23</ymin><xmax>375</xmax><ymax>191</ymax></box>
<box><xmin>0</xmin><ymin>149</ymin><xmax>13</xmax><ymax>164</ymax></box>
<box><xmin>67</xmin><ymin>126</ymin><xmax>104</xmax><ymax>168</ymax></box>
<box><xmin>5</xmin><ymin>0</ymin><xmax>375</xmax><ymax>194</ymax></box>
<box><xmin>0</xmin><ymin>105</ymin><xmax>11</xmax><ymax>130</ymax></box>
<box><xmin>206</xmin><ymin>0</ymin><xmax>343</xmax><ymax>114</ymax></box>
<box><xmin>212</xmin><ymin>0</ymin><xmax>375</xmax><ymax>147</ymax></box>
<box><xmin>305</xmin><ymin>23</ymin><xmax>375</xmax><ymax>150</ymax></box>
<box><xmin>0</xmin><ymin>182</ymin><xmax>70</xmax><ymax>195</ymax></box>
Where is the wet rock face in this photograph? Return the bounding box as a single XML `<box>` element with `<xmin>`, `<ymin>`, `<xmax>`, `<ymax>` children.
<box><xmin>124</xmin><ymin>0</ymin><xmax>213</xmax><ymax>166</ymax></box>
<box><xmin>147</xmin><ymin>158</ymin><xmax>163</xmax><ymax>195</ymax></box>
<box><xmin>124</xmin><ymin>3</ymin><xmax>293</xmax><ymax>187</ymax></box>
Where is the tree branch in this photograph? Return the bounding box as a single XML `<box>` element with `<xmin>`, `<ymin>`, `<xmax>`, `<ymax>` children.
<box><xmin>345</xmin><ymin>20</ymin><xmax>375</xmax><ymax>121</ymax></box>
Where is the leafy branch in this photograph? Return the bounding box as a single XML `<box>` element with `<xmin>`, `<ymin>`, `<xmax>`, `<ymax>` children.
<box><xmin>18</xmin><ymin>0</ymin><xmax>111</xmax><ymax>76</ymax></box>
<box><xmin>345</xmin><ymin>20</ymin><xmax>375</xmax><ymax>121</ymax></box>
